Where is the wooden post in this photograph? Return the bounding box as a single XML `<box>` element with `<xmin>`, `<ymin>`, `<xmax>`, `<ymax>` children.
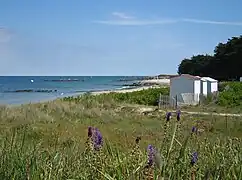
<box><xmin>158</xmin><ymin>93</ymin><xmax>161</xmax><ymax>109</ymax></box>
<box><xmin>226</xmin><ymin>115</ymin><xmax>228</xmax><ymax>131</ymax></box>
<box><xmin>175</xmin><ymin>95</ymin><xmax>178</xmax><ymax>110</ymax></box>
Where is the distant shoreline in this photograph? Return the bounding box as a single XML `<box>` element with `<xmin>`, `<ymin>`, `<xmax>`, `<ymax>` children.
<box><xmin>89</xmin><ymin>85</ymin><xmax>161</xmax><ymax>95</ymax></box>
<box><xmin>1</xmin><ymin>86</ymin><xmax>152</xmax><ymax>107</ymax></box>
<box><xmin>0</xmin><ymin>78</ymin><xmax>170</xmax><ymax>106</ymax></box>
<box><xmin>89</xmin><ymin>79</ymin><xmax>169</xmax><ymax>95</ymax></box>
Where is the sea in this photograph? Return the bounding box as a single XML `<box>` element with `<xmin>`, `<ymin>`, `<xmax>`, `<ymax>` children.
<box><xmin>0</xmin><ymin>76</ymin><xmax>143</xmax><ymax>105</ymax></box>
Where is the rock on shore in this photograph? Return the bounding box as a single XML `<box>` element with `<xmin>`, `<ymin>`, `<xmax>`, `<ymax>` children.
<box><xmin>123</xmin><ymin>79</ymin><xmax>170</xmax><ymax>87</ymax></box>
<box><xmin>4</xmin><ymin>89</ymin><xmax>57</xmax><ymax>93</ymax></box>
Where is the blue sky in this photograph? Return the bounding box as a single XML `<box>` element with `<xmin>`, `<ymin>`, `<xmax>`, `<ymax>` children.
<box><xmin>0</xmin><ymin>0</ymin><xmax>242</xmax><ymax>76</ymax></box>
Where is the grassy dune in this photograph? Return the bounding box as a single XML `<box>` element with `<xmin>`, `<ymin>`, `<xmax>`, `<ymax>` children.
<box><xmin>0</xmin><ymin>89</ymin><xmax>241</xmax><ymax>179</ymax></box>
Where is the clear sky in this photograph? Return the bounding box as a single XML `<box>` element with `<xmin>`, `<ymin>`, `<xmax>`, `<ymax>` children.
<box><xmin>0</xmin><ymin>0</ymin><xmax>242</xmax><ymax>76</ymax></box>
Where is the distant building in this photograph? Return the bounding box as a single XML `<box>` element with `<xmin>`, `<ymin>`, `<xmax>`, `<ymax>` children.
<box><xmin>200</xmin><ymin>77</ymin><xmax>218</xmax><ymax>94</ymax></box>
<box><xmin>170</xmin><ymin>74</ymin><xmax>218</xmax><ymax>105</ymax></box>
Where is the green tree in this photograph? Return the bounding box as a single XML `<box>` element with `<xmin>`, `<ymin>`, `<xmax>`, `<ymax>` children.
<box><xmin>177</xmin><ymin>54</ymin><xmax>213</xmax><ymax>76</ymax></box>
<box><xmin>214</xmin><ymin>36</ymin><xmax>242</xmax><ymax>80</ymax></box>
<box><xmin>177</xmin><ymin>35</ymin><xmax>242</xmax><ymax>81</ymax></box>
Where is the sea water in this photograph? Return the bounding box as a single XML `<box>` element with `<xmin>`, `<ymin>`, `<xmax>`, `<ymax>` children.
<box><xmin>0</xmin><ymin>76</ymin><xmax>142</xmax><ymax>105</ymax></box>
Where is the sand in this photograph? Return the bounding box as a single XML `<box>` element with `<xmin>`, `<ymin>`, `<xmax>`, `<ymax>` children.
<box><xmin>140</xmin><ymin>78</ymin><xmax>170</xmax><ymax>85</ymax></box>
<box><xmin>91</xmin><ymin>86</ymin><xmax>157</xmax><ymax>95</ymax></box>
<box><xmin>91</xmin><ymin>86</ymin><xmax>153</xmax><ymax>95</ymax></box>
<box><xmin>90</xmin><ymin>79</ymin><xmax>170</xmax><ymax>95</ymax></box>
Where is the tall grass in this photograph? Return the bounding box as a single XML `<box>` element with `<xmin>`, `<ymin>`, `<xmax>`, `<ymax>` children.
<box><xmin>0</xmin><ymin>92</ymin><xmax>241</xmax><ymax>179</ymax></box>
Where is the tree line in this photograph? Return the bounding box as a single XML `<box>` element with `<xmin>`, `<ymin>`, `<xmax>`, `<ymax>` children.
<box><xmin>177</xmin><ymin>35</ymin><xmax>242</xmax><ymax>81</ymax></box>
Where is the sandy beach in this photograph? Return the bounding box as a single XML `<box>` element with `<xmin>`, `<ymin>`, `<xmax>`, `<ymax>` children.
<box><xmin>90</xmin><ymin>86</ymin><xmax>157</xmax><ymax>95</ymax></box>
<box><xmin>90</xmin><ymin>79</ymin><xmax>170</xmax><ymax>95</ymax></box>
<box><xmin>140</xmin><ymin>78</ymin><xmax>170</xmax><ymax>85</ymax></box>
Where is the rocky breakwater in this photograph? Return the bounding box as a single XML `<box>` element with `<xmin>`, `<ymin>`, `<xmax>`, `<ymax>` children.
<box><xmin>4</xmin><ymin>89</ymin><xmax>58</xmax><ymax>93</ymax></box>
<box><xmin>44</xmin><ymin>78</ymin><xmax>83</xmax><ymax>82</ymax></box>
<box><xmin>140</xmin><ymin>79</ymin><xmax>170</xmax><ymax>86</ymax></box>
<box><xmin>117</xmin><ymin>76</ymin><xmax>150</xmax><ymax>82</ymax></box>
<box><xmin>123</xmin><ymin>78</ymin><xmax>170</xmax><ymax>87</ymax></box>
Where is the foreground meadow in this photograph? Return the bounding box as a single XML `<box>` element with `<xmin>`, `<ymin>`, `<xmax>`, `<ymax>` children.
<box><xmin>0</xmin><ymin>89</ymin><xmax>241</xmax><ymax>180</ymax></box>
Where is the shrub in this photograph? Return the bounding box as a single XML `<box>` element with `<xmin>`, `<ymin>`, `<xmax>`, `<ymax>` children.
<box><xmin>108</xmin><ymin>87</ymin><xmax>169</xmax><ymax>106</ymax></box>
<box><xmin>63</xmin><ymin>87</ymin><xmax>170</xmax><ymax>106</ymax></box>
<box><xmin>217</xmin><ymin>82</ymin><xmax>242</xmax><ymax>107</ymax></box>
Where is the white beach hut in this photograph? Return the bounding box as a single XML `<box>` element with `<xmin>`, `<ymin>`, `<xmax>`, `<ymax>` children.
<box><xmin>200</xmin><ymin>78</ymin><xmax>208</xmax><ymax>95</ymax></box>
<box><xmin>200</xmin><ymin>77</ymin><xmax>218</xmax><ymax>94</ymax></box>
<box><xmin>170</xmin><ymin>74</ymin><xmax>201</xmax><ymax>105</ymax></box>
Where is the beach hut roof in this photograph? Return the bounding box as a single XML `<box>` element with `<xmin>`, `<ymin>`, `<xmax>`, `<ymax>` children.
<box><xmin>201</xmin><ymin>77</ymin><xmax>217</xmax><ymax>82</ymax></box>
<box><xmin>171</xmin><ymin>74</ymin><xmax>201</xmax><ymax>80</ymax></box>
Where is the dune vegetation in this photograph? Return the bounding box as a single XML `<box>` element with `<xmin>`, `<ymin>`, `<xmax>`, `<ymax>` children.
<box><xmin>0</xmin><ymin>87</ymin><xmax>241</xmax><ymax>179</ymax></box>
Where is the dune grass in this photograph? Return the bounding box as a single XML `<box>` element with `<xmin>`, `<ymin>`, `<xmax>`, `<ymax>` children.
<box><xmin>0</xmin><ymin>91</ymin><xmax>241</xmax><ymax>179</ymax></box>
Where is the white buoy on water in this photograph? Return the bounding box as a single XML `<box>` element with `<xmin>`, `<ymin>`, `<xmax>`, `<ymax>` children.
<box><xmin>61</xmin><ymin>93</ymin><xmax>64</xmax><ymax>95</ymax></box>
<box><xmin>30</xmin><ymin>79</ymin><xmax>34</xmax><ymax>83</ymax></box>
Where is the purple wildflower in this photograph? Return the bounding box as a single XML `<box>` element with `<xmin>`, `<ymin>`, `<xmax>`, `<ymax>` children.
<box><xmin>176</xmin><ymin>110</ymin><xmax>181</xmax><ymax>121</ymax></box>
<box><xmin>191</xmin><ymin>126</ymin><xmax>198</xmax><ymax>134</ymax></box>
<box><xmin>87</xmin><ymin>126</ymin><xmax>103</xmax><ymax>151</ymax></box>
<box><xmin>92</xmin><ymin>128</ymin><xmax>103</xmax><ymax>150</ymax></box>
<box><xmin>147</xmin><ymin>145</ymin><xmax>156</xmax><ymax>166</ymax></box>
<box><xmin>191</xmin><ymin>152</ymin><xmax>198</xmax><ymax>166</ymax></box>
<box><xmin>166</xmin><ymin>112</ymin><xmax>172</xmax><ymax>122</ymax></box>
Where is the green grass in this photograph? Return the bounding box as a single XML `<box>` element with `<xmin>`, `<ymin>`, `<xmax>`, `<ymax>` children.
<box><xmin>182</xmin><ymin>104</ymin><xmax>242</xmax><ymax>114</ymax></box>
<box><xmin>185</xmin><ymin>82</ymin><xmax>242</xmax><ymax>113</ymax></box>
<box><xmin>63</xmin><ymin>87</ymin><xmax>169</xmax><ymax>106</ymax></box>
<box><xmin>0</xmin><ymin>89</ymin><xmax>241</xmax><ymax>179</ymax></box>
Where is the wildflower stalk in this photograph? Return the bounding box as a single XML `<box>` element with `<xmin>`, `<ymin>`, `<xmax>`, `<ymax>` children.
<box><xmin>163</xmin><ymin>112</ymin><xmax>172</xmax><ymax>146</ymax></box>
<box><xmin>166</xmin><ymin>122</ymin><xmax>177</xmax><ymax>162</ymax></box>
<box><xmin>163</xmin><ymin>122</ymin><xmax>169</xmax><ymax>144</ymax></box>
<box><xmin>143</xmin><ymin>145</ymin><xmax>156</xmax><ymax>180</ymax></box>
<box><xmin>176</xmin><ymin>110</ymin><xmax>181</xmax><ymax>122</ymax></box>
<box><xmin>190</xmin><ymin>152</ymin><xmax>198</xmax><ymax>180</ymax></box>
<box><xmin>129</xmin><ymin>137</ymin><xmax>142</xmax><ymax>171</ymax></box>
<box><xmin>83</xmin><ymin>126</ymin><xmax>105</xmax><ymax>179</ymax></box>
<box><xmin>176</xmin><ymin>110</ymin><xmax>181</xmax><ymax>137</ymax></box>
<box><xmin>26</xmin><ymin>157</ymin><xmax>30</xmax><ymax>180</ymax></box>
<box><xmin>93</xmin><ymin>148</ymin><xmax>106</xmax><ymax>180</ymax></box>
<box><xmin>191</xmin><ymin>126</ymin><xmax>198</xmax><ymax>150</ymax></box>
<box><xmin>161</xmin><ymin>122</ymin><xmax>178</xmax><ymax>179</ymax></box>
